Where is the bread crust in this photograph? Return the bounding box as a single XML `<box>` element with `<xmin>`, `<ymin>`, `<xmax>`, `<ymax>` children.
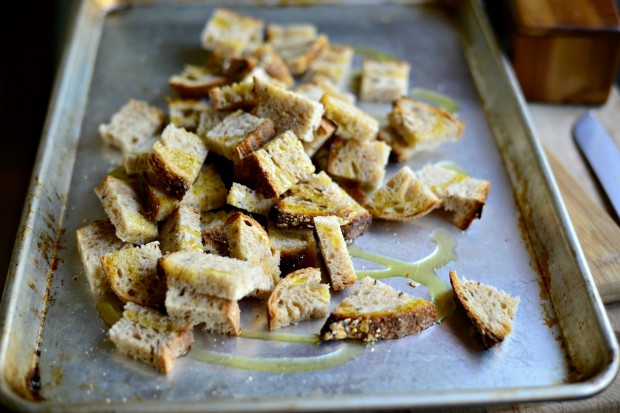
<box><xmin>320</xmin><ymin>278</ymin><xmax>437</xmax><ymax>342</ymax></box>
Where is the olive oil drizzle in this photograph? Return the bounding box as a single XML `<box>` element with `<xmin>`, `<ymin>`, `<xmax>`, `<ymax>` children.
<box><xmin>239</xmin><ymin>329</ymin><xmax>320</xmax><ymax>344</ymax></box>
<box><xmin>190</xmin><ymin>342</ymin><xmax>366</xmax><ymax>374</ymax></box>
<box><xmin>347</xmin><ymin>229</ymin><xmax>457</xmax><ymax>322</ymax></box>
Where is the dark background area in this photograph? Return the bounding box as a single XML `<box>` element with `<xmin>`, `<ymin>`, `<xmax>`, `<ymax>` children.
<box><xmin>0</xmin><ymin>1</ymin><xmax>79</xmax><ymax>293</ymax></box>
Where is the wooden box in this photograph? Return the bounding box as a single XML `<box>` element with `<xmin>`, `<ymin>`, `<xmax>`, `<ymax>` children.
<box><xmin>509</xmin><ymin>0</ymin><xmax>620</xmax><ymax>104</ymax></box>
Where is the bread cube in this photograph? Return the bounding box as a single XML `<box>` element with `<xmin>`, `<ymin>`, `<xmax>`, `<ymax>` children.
<box><xmin>360</xmin><ymin>59</ymin><xmax>410</xmax><ymax>102</ymax></box>
<box><xmin>320</xmin><ymin>94</ymin><xmax>379</xmax><ymax>141</ymax></box>
<box><xmin>267</xmin><ymin>268</ymin><xmax>330</xmax><ymax>330</ymax></box>
<box><xmin>168</xmin><ymin>98</ymin><xmax>214</xmax><ymax>132</ymax></box>
<box><xmin>159</xmin><ymin>206</ymin><xmax>203</xmax><ymax>254</ymax></box>
<box><xmin>314</xmin><ymin>215</ymin><xmax>357</xmax><ymax>291</ymax></box>
<box><xmin>255</xmin><ymin>77</ymin><xmax>324</xmax><ymax>142</ymax></box>
<box><xmin>200</xmin><ymin>8</ymin><xmax>264</xmax><ymax>55</ymax></box>
<box><xmin>76</xmin><ymin>220</ymin><xmax>129</xmax><ymax>295</ymax></box>
<box><xmin>227</xmin><ymin>182</ymin><xmax>278</xmax><ymax>216</ymax></box>
<box><xmin>416</xmin><ymin>164</ymin><xmax>490</xmax><ymax>229</ymax></box>
<box><xmin>109</xmin><ymin>302</ymin><xmax>193</xmax><ymax>373</ymax></box>
<box><xmin>388</xmin><ymin>97</ymin><xmax>464</xmax><ymax>148</ymax></box>
<box><xmin>235</xmin><ymin>130</ymin><xmax>315</xmax><ymax>198</ymax></box>
<box><xmin>364</xmin><ymin>166</ymin><xmax>440</xmax><ymax>221</ymax></box>
<box><xmin>147</xmin><ymin>124</ymin><xmax>208</xmax><ymax>199</ymax></box>
<box><xmin>99</xmin><ymin>99</ymin><xmax>164</xmax><ymax>153</ymax></box>
<box><xmin>100</xmin><ymin>241</ymin><xmax>165</xmax><ymax>307</ymax></box>
<box><xmin>204</xmin><ymin>110</ymin><xmax>275</xmax><ymax>162</ymax></box>
<box><xmin>327</xmin><ymin>137</ymin><xmax>391</xmax><ymax>189</ymax></box>
<box><xmin>94</xmin><ymin>175</ymin><xmax>158</xmax><ymax>244</ymax></box>
<box><xmin>168</xmin><ymin>65</ymin><xmax>227</xmax><ymax>99</ymax></box>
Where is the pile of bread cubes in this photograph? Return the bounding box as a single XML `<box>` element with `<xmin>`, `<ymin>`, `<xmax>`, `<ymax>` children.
<box><xmin>76</xmin><ymin>8</ymin><xmax>519</xmax><ymax>374</ymax></box>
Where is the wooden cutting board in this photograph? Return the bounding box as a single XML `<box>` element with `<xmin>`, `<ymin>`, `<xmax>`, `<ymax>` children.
<box><xmin>545</xmin><ymin>149</ymin><xmax>620</xmax><ymax>303</ymax></box>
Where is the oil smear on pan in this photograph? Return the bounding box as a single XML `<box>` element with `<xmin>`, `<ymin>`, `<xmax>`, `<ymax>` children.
<box><xmin>96</xmin><ymin>230</ymin><xmax>457</xmax><ymax>374</ymax></box>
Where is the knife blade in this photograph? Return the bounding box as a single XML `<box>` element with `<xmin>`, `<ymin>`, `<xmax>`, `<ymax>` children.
<box><xmin>573</xmin><ymin>110</ymin><xmax>620</xmax><ymax>221</ymax></box>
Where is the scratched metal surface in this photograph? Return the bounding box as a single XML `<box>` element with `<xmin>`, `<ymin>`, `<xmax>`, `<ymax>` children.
<box><xmin>0</xmin><ymin>1</ymin><xmax>617</xmax><ymax>412</ymax></box>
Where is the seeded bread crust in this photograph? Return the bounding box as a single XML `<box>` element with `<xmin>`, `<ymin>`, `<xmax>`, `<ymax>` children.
<box><xmin>449</xmin><ymin>270</ymin><xmax>519</xmax><ymax>348</ymax></box>
<box><xmin>272</xmin><ymin>171</ymin><xmax>372</xmax><ymax>241</ymax></box>
<box><xmin>267</xmin><ymin>267</ymin><xmax>330</xmax><ymax>330</ymax></box>
<box><xmin>109</xmin><ymin>302</ymin><xmax>193</xmax><ymax>373</ymax></box>
<box><xmin>320</xmin><ymin>277</ymin><xmax>437</xmax><ymax>342</ymax></box>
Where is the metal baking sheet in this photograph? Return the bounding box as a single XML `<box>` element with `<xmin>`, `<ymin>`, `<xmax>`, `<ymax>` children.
<box><xmin>0</xmin><ymin>0</ymin><xmax>617</xmax><ymax>411</ymax></box>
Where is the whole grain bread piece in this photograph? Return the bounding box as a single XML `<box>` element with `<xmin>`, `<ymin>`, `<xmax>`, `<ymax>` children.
<box><xmin>314</xmin><ymin>216</ymin><xmax>357</xmax><ymax>291</ymax></box>
<box><xmin>143</xmin><ymin>181</ymin><xmax>182</xmax><ymax>222</ymax></box>
<box><xmin>320</xmin><ymin>94</ymin><xmax>379</xmax><ymax>141</ymax></box>
<box><xmin>99</xmin><ymin>99</ymin><xmax>164</xmax><ymax>153</ymax></box>
<box><xmin>227</xmin><ymin>182</ymin><xmax>278</xmax><ymax>216</ymax></box>
<box><xmin>168</xmin><ymin>65</ymin><xmax>228</xmax><ymax>99</ymax></box>
<box><xmin>159</xmin><ymin>205</ymin><xmax>203</xmax><ymax>254</ymax></box>
<box><xmin>359</xmin><ymin>59</ymin><xmax>410</xmax><ymax>102</ymax></box>
<box><xmin>252</xmin><ymin>44</ymin><xmax>294</xmax><ymax>88</ymax></box>
<box><xmin>226</xmin><ymin>212</ymin><xmax>280</xmax><ymax>298</ymax></box>
<box><xmin>364</xmin><ymin>166</ymin><xmax>440</xmax><ymax>221</ymax></box>
<box><xmin>165</xmin><ymin>284</ymin><xmax>240</xmax><ymax>336</ymax></box>
<box><xmin>254</xmin><ymin>76</ymin><xmax>324</xmax><ymax>142</ymax></box>
<box><xmin>95</xmin><ymin>175</ymin><xmax>158</xmax><ymax>244</ymax></box>
<box><xmin>416</xmin><ymin>164</ymin><xmax>490</xmax><ymax>230</ymax></box>
<box><xmin>388</xmin><ymin>97</ymin><xmax>464</xmax><ymax>148</ymax></box>
<box><xmin>302</xmin><ymin>117</ymin><xmax>336</xmax><ymax>158</ymax></box>
<box><xmin>320</xmin><ymin>277</ymin><xmax>437</xmax><ymax>342</ymax></box>
<box><xmin>167</xmin><ymin>98</ymin><xmax>213</xmax><ymax>132</ymax></box>
<box><xmin>76</xmin><ymin>220</ymin><xmax>130</xmax><ymax>295</ymax></box>
<box><xmin>180</xmin><ymin>164</ymin><xmax>228</xmax><ymax>213</ymax></box>
<box><xmin>306</xmin><ymin>44</ymin><xmax>354</xmax><ymax>89</ymax></box>
<box><xmin>268</xmin><ymin>222</ymin><xmax>317</xmax><ymax>276</ymax></box>
<box><xmin>109</xmin><ymin>302</ymin><xmax>193</xmax><ymax>374</ymax></box>
<box><xmin>158</xmin><ymin>250</ymin><xmax>263</xmax><ymax>300</ymax></box>
<box><xmin>201</xmin><ymin>209</ymin><xmax>235</xmax><ymax>256</ymax></box>
<box><xmin>208</xmin><ymin>79</ymin><xmax>258</xmax><ymax>112</ymax></box>
<box><xmin>449</xmin><ymin>270</ymin><xmax>519</xmax><ymax>348</ymax></box>
<box><xmin>196</xmin><ymin>107</ymin><xmax>228</xmax><ymax>138</ymax></box>
<box><xmin>200</xmin><ymin>8</ymin><xmax>264</xmax><ymax>55</ymax></box>
<box><xmin>272</xmin><ymin>171</ymin><xmax>372</xmax><ymax>241</ymax></box>
<box><xmin>100</xmin><ymin>241</ymin><xmax>165</xmax><ymax>307</ymax></box>
<box><xmin>267</xmin><ymin>268</ymin><xmax>330</xmax><ymax>330</ymax></box>
<box><xmin>327</xmin><ymin>137</ymin><xmax>391</xmax><ymax>190</ymax></box>
<box><xmin>147</xmin><ymin>124</ymin><xmax>208</xmax><ymax>199</ymax></box>
<box><xmin>377</xmin><ymin>125</ymin><xmax>417</xmax><ymax>163</ymax></box>
<box><xmin>234</xmin><ymin>130</ymin><xmax>316</xmax><ymax>198</ymax></box>
<box><xmin>204</xmin><ymin>110</ymin><xmax>276</xmax><ymax>162</ymax></box>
